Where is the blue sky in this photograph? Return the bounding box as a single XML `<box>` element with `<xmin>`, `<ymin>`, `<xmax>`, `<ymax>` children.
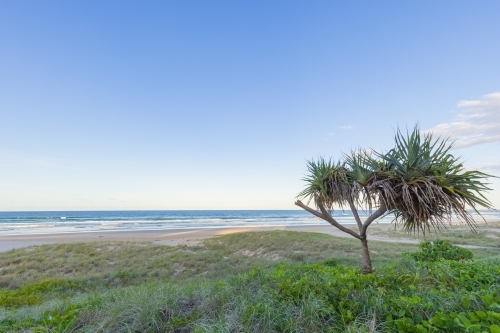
<box><xmin>1</xmin><ymin>1</ymin><xmax>499</xmax><ymax>210</ymax></box>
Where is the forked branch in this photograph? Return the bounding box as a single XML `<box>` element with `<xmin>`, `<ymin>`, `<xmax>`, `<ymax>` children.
<box><xmin>347</xmin><ymin>198</ymin><xmax>363</xmax><ymax>232</ymax></box>
<box><xmin>295</xmin><ymin>200</ymin><xmax>362</xmax><ymax>240</ymax></box>
<box><xmin>361</xmin><ymin>201</ymin><xmax>387</xmax><ymax>236</ymax></box>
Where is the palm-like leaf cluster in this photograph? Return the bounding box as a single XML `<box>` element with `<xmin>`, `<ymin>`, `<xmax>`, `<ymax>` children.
<box><xmin>297</xmin><ymin>128</ymin><xmax>494</xmax><ymax>234</ymax></box>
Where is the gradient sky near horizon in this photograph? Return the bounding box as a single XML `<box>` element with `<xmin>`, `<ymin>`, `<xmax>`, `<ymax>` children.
<box><xmin>1</xmin><ymin>1</ymin><xmax>499</xmax><ymax>211</ymax></box>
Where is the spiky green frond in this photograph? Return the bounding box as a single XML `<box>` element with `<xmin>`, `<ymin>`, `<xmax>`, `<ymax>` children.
<box><xmin>344</xmin><ymin>150</ymin><xmax>379</xmax><ymax>186</ymax></box>
<box><xmin>296</xmin><ymin>158</ymin><xmax>351</xmax><ymax>209</ymax></box>
<box><xmin>376</xmin><ymin>127</ymin><xmax>494</xmax><ymax>233</ymax></box>
<box><xmin>297</xmin><ymin>126</ymin><xmax>495</xmax><ymax>234</ymax></box>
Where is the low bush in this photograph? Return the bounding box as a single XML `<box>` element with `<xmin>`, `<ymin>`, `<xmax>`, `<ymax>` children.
<box><xmin>323</xmin><ymin>258</ymin><xmax>339</xmax><ymax>267</ymax></box>
<box><xmin>403</xmin><ymin>239</ymin><xmax>474</xmax><ymax>262</ymax></box>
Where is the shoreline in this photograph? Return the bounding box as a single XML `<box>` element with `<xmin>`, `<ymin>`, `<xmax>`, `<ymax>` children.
<box><xmin>0</xmin><ymin>224</ymin><xmax>358</xmax><ymax>252</ymax></box>
<box><xmin>1</xmin><ymin>220</ymin><xmax>498</xmax><ymax>252</ymax></box>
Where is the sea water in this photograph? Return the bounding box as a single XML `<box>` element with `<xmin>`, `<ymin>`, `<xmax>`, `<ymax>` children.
<box><xmin>0</xmin><ymin>210</ymin><xmax>498</xmax><ymax>235</ymax></box>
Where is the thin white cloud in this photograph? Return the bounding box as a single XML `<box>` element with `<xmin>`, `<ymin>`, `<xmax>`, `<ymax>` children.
<box><xmin>468</xmin><ymin>161</ymin><xmax>500</xmax><ymax>174</ymax></box>
<box><xmin>426</xmin><ymin>92</ymin><xmax>500</xmax><ymax>148</ymax></box>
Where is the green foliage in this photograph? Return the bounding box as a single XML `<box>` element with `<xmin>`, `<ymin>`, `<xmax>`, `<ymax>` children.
<box><xmin>323</xmin><ymin>258</ymin><xmax>339</xmax><ymax>267</ymax></box>
<box><xmin>238</xmin><ymin>258</ymin><xmax>500</xmax><ymax>332</ymax></box>
<box><xmin>387</xmin><ymin>303</ymin><xmax>500</xmax><ymax>332</ymax></box>
<box><xmin>297</xmin><ymin>126</ymin><xmax>494</xmax><ymax>234</ymax></box>
<box><xmin>404</xmin><ymin>239</ymin><xmax>474</xmax><ymax>262</ymax></box>
<box><xmin>2</xmin><ymin>259</ymin><xmax>500</xmax><ymax>332</ymax></box>
<box><xmin>0</xmin><ymin>304</ymin><xmax>82</xmax><ymax>332</ymax></box>
<box><xmin>0</xmin><ymin>279</ymin><xmax>82</xmax><ymax>308</ymax></box>
<box><xmin>1</xmin><ymin>244</ymin><xmax>500</xmax><ymax>332</ymax></box>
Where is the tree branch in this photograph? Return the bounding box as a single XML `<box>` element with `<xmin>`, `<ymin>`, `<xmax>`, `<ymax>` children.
<box><xmin>295</xmin><ymin>200</ymin><xmax>362</xmax><ymax>239</ymax></box>
<box><xmin>294</xmin><ymin>200</ymin><xmax>326</xmax><ymax>220</ymax></box>
<box><xmin>314</xmin><ymin>201</ymin><xmax>362</xmax><ymax>240</ymax></box>
<box><xmin>361</xmin><ymin>200</ymin><xmax>387</xmax><ymax>236</ymax></box>
<box><xmin>347</xmin><ymin>198</ymin><xmax>363</xmax><ymax>232</ymax></box>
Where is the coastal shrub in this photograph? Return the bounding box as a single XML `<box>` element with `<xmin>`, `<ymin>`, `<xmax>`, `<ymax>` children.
<box><xmin>404</xmin><ymin>239</ymin><xmax>474</xmax><ymax>262</ymax></box>
<box><xmin>323</xmin><ymin>258</ymin><xmax>339</xmax><ymax>267</ymax></box>
<box><xmin>2</xmin><ymin>259</ymin><xmax>500</xmax><ymax>332</ymax></box>
<box><xmin>385</xmin><ymin>293</ymin><xmax>500</xmax><ymax>332</ymax></box>
<box><xmin>239</xmin><ymin>260</ymin><xmax>499</xmax><ymax>331</ymax></box>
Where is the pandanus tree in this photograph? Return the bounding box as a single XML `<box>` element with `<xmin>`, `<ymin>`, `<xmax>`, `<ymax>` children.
<box><xmin>295</xmin><ymin>127</ymin><xmax>494</xmax><ymax>274</ymax></box>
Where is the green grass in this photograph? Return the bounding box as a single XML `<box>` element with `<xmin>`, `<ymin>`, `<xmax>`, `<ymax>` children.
<box><xmin>1</xmin><ymin>229</ymin><xmax>500</xmax><ymax>332</ymax></box>
<box><xmin>0</xmin><ymin>231</ymin><xmax>423</xmax><ymax>290</ymax></box>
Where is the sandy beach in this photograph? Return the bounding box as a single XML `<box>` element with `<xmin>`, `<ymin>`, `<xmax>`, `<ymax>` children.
<box><xmin>0</xmin><ymin>225</ymin><xmax>351</xmax><ymax>252</ymax></box>
<box><xmin>2</xmin><ymin>220</ymin><xmax>499</xmax><ymax>252</ymax></box>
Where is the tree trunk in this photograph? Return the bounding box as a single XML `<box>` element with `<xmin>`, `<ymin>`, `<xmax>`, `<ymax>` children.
<box><xmin>360</xmin><ymin>238</ymin><xmax>373</xmax><ymax>274</ymax></box>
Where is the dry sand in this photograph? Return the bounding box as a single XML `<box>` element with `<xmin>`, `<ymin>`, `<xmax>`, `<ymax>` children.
<box><xmin>3</xmin><ymin>219</ymin><xmax>499</xmax><ymax>252</ymax></box>
<box><xmin>0</xmin><ymin>224</ymin><xmax>429</xmax><ymax>252</ymax></box>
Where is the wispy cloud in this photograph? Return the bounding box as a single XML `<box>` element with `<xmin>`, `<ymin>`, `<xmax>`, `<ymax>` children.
<box><xmin>426</xmin><ymin>92</ymin><xmax>500</xmax><ymax>148</ymax></box>
<box><xmin>468</xmin><ymin>161</ymin><xmax>500</xmax><ymax>174</ymax></box>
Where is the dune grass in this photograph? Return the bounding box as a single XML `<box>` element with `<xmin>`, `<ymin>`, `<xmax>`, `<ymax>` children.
<box><xmin>1</xmin><ymin>229</ymin><xmax>500</xmax><ymax>332</ymax></box>
<box><xmin>0</xmin><ymin>231</ymin><xmax>420</xmax><ymax>290</ymax></box>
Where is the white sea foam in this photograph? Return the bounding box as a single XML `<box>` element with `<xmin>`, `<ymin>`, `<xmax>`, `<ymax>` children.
<box><xmin>0</xmin><ymin>210</ymin><xmax>498</xmax><ymax>236</ymax></box>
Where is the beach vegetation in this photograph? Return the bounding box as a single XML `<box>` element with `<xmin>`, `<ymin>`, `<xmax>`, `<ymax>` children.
<box><xmin>0</xmin><ymin>279</ymin><xmax>84</xmax><ymax>308</ymax></box>
<box><xmin>1</xmin><ymin>229</ymin><xmax>500</xmax><ymax>331</ymax></box>
<box><xmin>403</xmin><ymin>239</ymin><xmax>473</xmax><ymax>262</ymax></box>
<box><xmin>295</xmin><ymin>126</ymin><xmax>494</xmax><ymax>273</ymax></box>
<box><xmin>1</xmin><ymin>230</ymin><xmax>425</xmax><ymax>291</ymax></box>
<box><xmin>1</xmin><ymin>244</ymin><xmax>499</xmax><ymax>331</ymax></box>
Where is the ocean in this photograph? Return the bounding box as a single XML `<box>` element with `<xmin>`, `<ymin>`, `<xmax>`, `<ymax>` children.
<box><xmin>0</xmin><ymin>210</ymin><xmax>498</xmax><ymax>235</ymax></box>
